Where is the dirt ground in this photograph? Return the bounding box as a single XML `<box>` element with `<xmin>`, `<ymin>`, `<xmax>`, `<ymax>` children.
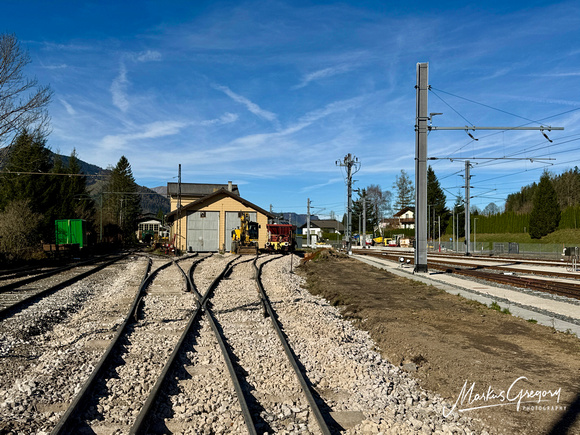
<box><xmin>296</xmin><ymin>250</ymin><xmax>580</xmax><ymax>435</ymax></box>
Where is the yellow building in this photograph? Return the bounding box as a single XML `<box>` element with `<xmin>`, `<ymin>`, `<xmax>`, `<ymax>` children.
<box><xmin>165</xmin><ymin>183</ymin><xmax>273</xmax><ymax>252</ymax></box>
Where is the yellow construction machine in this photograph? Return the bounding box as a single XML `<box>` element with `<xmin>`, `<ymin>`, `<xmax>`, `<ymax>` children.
<box><xmin>231</xmin><ymin>212</ymin><xmax>259</xmax><ymax>255</ymax></box>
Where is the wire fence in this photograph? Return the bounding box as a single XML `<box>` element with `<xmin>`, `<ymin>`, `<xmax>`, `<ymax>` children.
<box><xmin>434</xmin><ymin>241</ymin><xmax>569</xmax><ymax>259</ymax></box>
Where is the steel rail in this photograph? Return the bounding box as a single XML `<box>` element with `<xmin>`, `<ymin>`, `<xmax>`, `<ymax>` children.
<box><xmin>253</xmin><ymin>256</ymin><xmax>332</xmax><ymax>435</ymax></box>
<box><xmin>50</xmin><ymin>256</ymin><xmax>165</xmax><ymax>434</ymax></box>
<box><xmin>130</xmin><ymin>255</ymin><xmax>240</xmax><ymax>434</ymax></box>
<box><xmin>0</xmin><ymin>255</ymin><xmax>117</xmax><ymax>294</ymax></box>
<box><xmin>357</xmin><ymin>251</ymin><xmax>580</xmax><ymax>300</ymax></box>
<box><xmin>203</xmin><ymin>300</ymin><xmax>258</xmax><ymax>435</ymax></box>
<box><xmin>0</xmin><ymin>254</ymin><xmax>128</xmax><ymax>321</ymax></box>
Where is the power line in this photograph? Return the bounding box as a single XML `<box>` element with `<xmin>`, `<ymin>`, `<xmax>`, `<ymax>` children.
<box><xmin>0</xmin><ymin>170</ymin><xmax>106</xmax><ymax>177</ymax></box>
<box><xmin>430</xmin><ymin>87</ymin><xmax>545</xmax><ymax>124</ymax></box>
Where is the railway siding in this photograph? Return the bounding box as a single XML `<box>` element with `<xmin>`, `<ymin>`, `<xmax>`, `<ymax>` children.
<box><xmin>1</xmin><ymin>253</ymin><xmax>492</xmax><ymax>434</ymax></box>
<box><xmin>0</xmin><ymin>256</ymin><xmax>148</xmax><ymax>434</ymax></box>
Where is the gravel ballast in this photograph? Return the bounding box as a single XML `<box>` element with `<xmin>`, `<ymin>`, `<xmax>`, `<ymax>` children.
<box><xmin>0</xmin><ymin>253</ymin><xmax>489</xmax><ymax>433</ymax></box>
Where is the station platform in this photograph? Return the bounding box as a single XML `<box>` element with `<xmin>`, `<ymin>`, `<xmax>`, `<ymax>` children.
<box><xmin>353</xmin><ymin>254</ymin><xmax>580</xmax><ymax>337</ymax></box>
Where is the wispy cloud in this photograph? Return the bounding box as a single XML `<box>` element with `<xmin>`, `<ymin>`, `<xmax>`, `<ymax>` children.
<box><xmin>109</xmin><ymin>50</ymin><xmax>163</xmax><ymax>112</ymax></box>
<box><xmin>99</xmin><ymin>114</ymin><xmax>237</xmax><ymax>151</ymax></box>
<box><xmin>300</xmin><ymin>178</ymin><xmax>343</xmax><ymax>192</ymax></box>
<box><xmin>212</xmin><ymin>84</ymin><xmax>277</xmax><ymax>122</ymax></box>
<box><xmin>100</xmin><ymin>120</ymin><xmax>187</xmax><ymax>151</ymax></box>
<box><xmin>135</xmin><ymin>50</ymin><xmax>162</xmax><ymax>62</ymax></box>
<box><xmin>197</xmin><ymin>113</ymin><xmax>238</xmax><ymax>126</ymax></box>
<box><xmin>110</xmin><ymin>63</ymin><xmax>130</xmax><ymax>112</ymax></box>
<box><xmin>216</xmin><ymin>94</ymin><xmax>366</xmax><ymax>159</ymax></box>
<box><xmin>42</xmin><ymin>63</ymin><xmax>68</xmax><ymax>70</ymax></box>
<box><xmin>59</xmin><ymin>98</ymin><xmax>77</xmax><ymax>115</ymax></box>
<box><xmin>293</xmin><ymin>63</ymin><xmax>355</xmax><ymax>89</ymax></box>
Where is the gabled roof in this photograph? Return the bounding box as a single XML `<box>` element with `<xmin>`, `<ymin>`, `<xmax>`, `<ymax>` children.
<box><xmin>137</xmin><ymin>215</ymin><xmax>162</xmax><ymax>224</ymax></box>
<box><xmin>165</xmin><ymin>188</ymin><xmax>274</xmax><ymax>222</ymax></box>
<box><xmin>300</xmin><ymin>219</ymin><xmax>344</xmax><ymax>231</ymax></box>
<box><xmin>394</xmin><ymin>206</ymin><xmax>415</xmax><ymax>217</ymax></box>
<box><xmin>166</xmin><ymin>182</ymin><xmax>240</xmax><ymax>197</ymax></box>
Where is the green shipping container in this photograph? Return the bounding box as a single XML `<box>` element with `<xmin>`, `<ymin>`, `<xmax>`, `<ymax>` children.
<box><xmin>55</xmin><ymin>219</ymin><xmax>86</xmax><ymax>248</ymax></box>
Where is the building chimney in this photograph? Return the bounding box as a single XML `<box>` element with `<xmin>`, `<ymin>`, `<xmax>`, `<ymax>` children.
<box><xmin>228</xmin><ymin>181</ymin><xmax>233</xmax><ymax>192</ymax></box>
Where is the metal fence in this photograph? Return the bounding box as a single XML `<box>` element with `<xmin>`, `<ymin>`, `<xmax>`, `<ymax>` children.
<box><xmin>434</xmin><ymin>241</ymin><xmax>567</xmax><ymax>259</ymax></box>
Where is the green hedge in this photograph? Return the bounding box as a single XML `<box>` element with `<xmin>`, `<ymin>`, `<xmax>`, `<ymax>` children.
<box><xmin>442</xmin><ymin>206</ymin><xmax>580</xmax><ymax>235</ymax></box>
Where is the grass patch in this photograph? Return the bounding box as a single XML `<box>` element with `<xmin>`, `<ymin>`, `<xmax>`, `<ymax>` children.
<box><xmin>489</xmin><ymin>301</ymin><xmax>512</xmax><ymax>314</ymax></box>
<box><xmin>527</xmin><ymin>318</ymin><xmax>538</xmax><ymax>324</ymax></box>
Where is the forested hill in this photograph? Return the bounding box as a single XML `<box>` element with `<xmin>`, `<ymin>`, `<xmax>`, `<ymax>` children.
<box><xmin>0</xmin><ymin>148</ymin><xmax>170</xmax><ymax>215</ymax></box>
<box><xmin>52</xmin><ymin>152</ymin><xmax>170</xmax><ymax>215</ymax></box>
<box><xmin>505</xmin><ymin>168</ymin><xmax>580</xmax><ymax>213</ymax></box>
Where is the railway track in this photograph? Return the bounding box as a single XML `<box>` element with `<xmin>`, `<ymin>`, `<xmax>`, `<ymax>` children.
<box><xmin>0</xmin><ymin>254</ymin><xmax>128</xmax><ymax>320</ymax></box>
<box><xmin>355</xmin><ymin>250</ymin><xmax>580</xmax><ymax>301</ymax></box>
<box><xmin>51</xmin><ymin>253</ymin><xmax>331</xmax><ymax>434</ymax></box>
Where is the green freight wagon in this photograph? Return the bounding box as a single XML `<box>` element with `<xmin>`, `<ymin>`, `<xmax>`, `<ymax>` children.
<box><xmin>55</xmin><ymin>219</ymin><xmax>86</xmax><ymax>248</ymax></box>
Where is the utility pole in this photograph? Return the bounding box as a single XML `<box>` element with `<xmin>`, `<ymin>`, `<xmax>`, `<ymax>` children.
<box><xmin>414</xmin><ymin>62</ymin><xmax>429</xmax><ymax>272</ymax></box>
<box><xmin>177</xmin><ymin>164</ymin><xmax>182</xmax><ymax>254</ymax></box>
<box><xmin>438</xmin><ymin>215</ymin><xmax>441</xmax><ymax>252</ymax></box>
<box><xmin>306</xmin><ymin>198</ymin><xmax>311</xmax><ymax>247</ymax></box>
<box><xmin>452</xmin><ymin>210</ymin><xmax>455</xmax><ymax>252</ymax></box>
<box><xmin>415</xmin><ymin>62</ymin><xmax>563</xmax><ymax>267</ymax></box>
<box><xmin>362</xmin><ymin>195</ymin><xmax>366</xmax><ymax>248</ymax></box>
<box><xmin>464</xmin><ymin>161</ymin><xmax>471</xmax><ymax>256</ymax></box>
<box><xmin>336</xmin><ymin>154</ymin><xmax>360</xmax><ymax>254</ymax></box>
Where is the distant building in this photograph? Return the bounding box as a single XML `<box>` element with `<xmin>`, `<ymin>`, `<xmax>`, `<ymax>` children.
<box><xmin>300</xmin><ymin>219</ymin><xmax>344</xmax><ymax>244</ymax></box>
<box><xmin>165</xmin><ymin>183</ymin><xmax>274</xmax><ymax>252</ymax></box>
<box><xmin>393</xmin><ymin>207</ymin><xmax>415</xmax><ymax>229</ymax></box>
<box><xmin>136</xmin><ymin>215</ymin><xmax>165</xmax><ymax>243</ymax></box>
<box><xmin>166</xmin><ymin>181</ymin><xmax>240</xmax><ymax>211</ymax></box>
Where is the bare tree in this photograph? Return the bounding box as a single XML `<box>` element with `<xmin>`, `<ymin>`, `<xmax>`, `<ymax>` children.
<box><xmin>1</xmin><ymin>33</ymin><xmax>52</xmax><ymax>150</ymax></box>
<box><xmin>483</xmin><ymin>202</ymin><xmax>501</xmax><ymax>216</ymax></box>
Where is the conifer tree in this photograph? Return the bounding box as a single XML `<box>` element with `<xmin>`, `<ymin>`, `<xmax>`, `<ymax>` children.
<box><xmin>392</xmin><ymin>169</ymin><xmax>414</xmax><ymax>211</ymax></box>
<box><xmin>102</xmin><ymin>156</ymin><xmax>141</xmax><ymax>243</ymax></box>
<box><xmin>0</xmin><ymin>129</ymin><xmax>54</xmax><ymax>239</ymax></box>
<box><xmin>427</xmin><ymin>166</ymin><xmax>450</xmax><ymax>240</ymax></box>
<box><xmin>529</xmin><ymin>171</ymin><xmax>560</xmax><ymax>239</ymax></box>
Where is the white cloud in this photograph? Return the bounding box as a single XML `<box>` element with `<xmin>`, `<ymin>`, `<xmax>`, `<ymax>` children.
<box><xmin>43</xmin><ymin>63</ymin><xmax>68</xmax><ymax>70</ymax></box>
<box><xmin>198</xmin><ymin>113</ymin><xmax>239</xmax><ymax>126</ymax></box>
<box><xmin>59</xmin><ymin>98</ymin><xmax>77</xmax><ymax>115</ymax></box>
<box><xmin>111</xmin><ymin>63</ymin><xmax>130</xmax><ymax>112</ymax></box>
<box><xmin>136</xmin><ymin>50</ymin><xmax>162</xmax><ymax>62</ymax></box>
<box><xmin>293</xmin><ymin>63</ymin><xmax>355</xmax><ymax>89</ymax></box>
<box><xmin>100</xmin><ymin>120</ymin><xmax>187</xmax><ymax>151</ymax></box>
<box><xmin>98</xmin><ymin>114</ymin><xmax>236</xmax><ymax>152</ymax></box>
<box><xmin>212</xmin><ymin>84</ymin><xmax>277</xmax><ymax>122</ymax></box>
<box><xmin>300</xmin><ymin>178</ymin><xmax>343</xmax><ymax>192</ymax></box>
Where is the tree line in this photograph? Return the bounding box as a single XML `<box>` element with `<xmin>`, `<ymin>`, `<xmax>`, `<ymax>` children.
<box><xmin>0</xmin><ymin>34</ymin><xmax>141</xmax><ymax>262</ymax></box>
<box><xmin>467</xmin><ymin>169</ymin><xmax>579</xmax><ymax>239</ymax></box>
<box><xmin>0</xmin><ymin>130</ymin><xmax>142</xmax><ymax>261</ymax></box>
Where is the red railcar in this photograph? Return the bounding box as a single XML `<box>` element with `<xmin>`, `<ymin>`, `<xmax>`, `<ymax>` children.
<box><xmin>266</xmin><ymin>224</ymin><xmax>296</xmax><ymax>252</ymax></box>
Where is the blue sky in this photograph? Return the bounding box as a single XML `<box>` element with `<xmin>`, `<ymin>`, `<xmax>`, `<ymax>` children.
<box><xmin>3</xmin><ymin>0</ymin><xmax>580</xmax><ymax>219</ymax></box>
